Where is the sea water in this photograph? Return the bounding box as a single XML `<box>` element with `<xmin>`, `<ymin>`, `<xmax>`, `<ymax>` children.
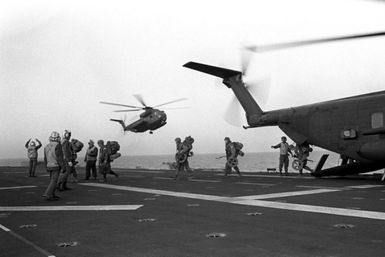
<box><xmin>0</xmin><ymin>151</ymin><xmax>340</xmax><ymax>173</ymax></box>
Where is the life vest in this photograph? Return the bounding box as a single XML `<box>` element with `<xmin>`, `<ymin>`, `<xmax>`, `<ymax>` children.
<box><xmin>86</xmin><ymin>146</ymin><xmax>98</xmax><ymax>161</ymax></box>
<box><xmin>27</xmin><ymin>146</ymin><xmax>38</xmax><ymax>159</ymax></box>
<box><xmin>279</xmin><ymin>142</ymin><xmax>290</xmax><ymax>155</ymax></box>
<box><xmin>44</xmin><ymin>142</ymin><xmax>60</xmax><ymax>169</ymax></box>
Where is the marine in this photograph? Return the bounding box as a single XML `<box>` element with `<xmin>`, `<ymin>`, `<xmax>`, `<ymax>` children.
<box><xmin>174</xmin><ymin>136</ymin><xmax>194</xmax><ymax>180</ymax></box>
<box><xmin>98</xmin><ymin>140</ymin><xmax>119</xmax><ymax>182</ymax></box>
<box><xmin>224</xmin><ymin>137</ymin><xmax>243</xmax><ymax>177</ymax></box>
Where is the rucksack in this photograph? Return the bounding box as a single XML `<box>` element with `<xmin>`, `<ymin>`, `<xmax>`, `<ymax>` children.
<box><xmin>109</xmin><ymin>141</ymin><xmax>120</xmax><ymax>155</ymax></box>
<box><xmin>71</xmin><ymin>139</ymin><xmax>84</xmax><ymax>153</ymax></box>
<box><xmin>233</xmin><ymin>142</ymin><xmax>243</xmax><ymax>151</ymax></box>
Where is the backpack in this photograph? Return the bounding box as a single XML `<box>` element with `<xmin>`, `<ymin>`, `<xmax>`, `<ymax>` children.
<box><xmin>109</xmin><ymin>141</ymin><xmax>120</xmax><ymax>155</ymax></box>
<box><xmin>71</xmin><ymin>139</ymin><xmax>84</xmax><ymax>153</ymax></box>
<box><xmin>233</xmin><ymin>142</ymin><xmax>243</xmax><ymax>151</ymax></box>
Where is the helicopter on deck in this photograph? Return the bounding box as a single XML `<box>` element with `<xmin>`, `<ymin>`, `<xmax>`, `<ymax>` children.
<box><xmin>100</xmin><ymin>94</ymin><xmax>187</xmax><ymax>134</ymax></box>
<box><xmin>184</xmin><ymin>31</ymin><xmax>385</xmax><ymax>177</ymax></box>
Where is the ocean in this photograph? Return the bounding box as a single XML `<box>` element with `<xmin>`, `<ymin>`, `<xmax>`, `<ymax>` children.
<box><xmin>0</xmin><ymin>151</ymin><xmax>340</xmax><ymax>173</ymax></box>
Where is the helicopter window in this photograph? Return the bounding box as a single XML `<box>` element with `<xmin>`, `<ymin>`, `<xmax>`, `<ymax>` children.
<box><xmin>371</xmin><ymin>112</ymin><xmax>384</xmax><ymax>129</ymax></box>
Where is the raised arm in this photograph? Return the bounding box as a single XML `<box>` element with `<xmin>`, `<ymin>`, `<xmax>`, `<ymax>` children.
<box><xmin>25</xmin><ymin>139</ymin><xmax>31</xmax><ymax>149</ymax></box>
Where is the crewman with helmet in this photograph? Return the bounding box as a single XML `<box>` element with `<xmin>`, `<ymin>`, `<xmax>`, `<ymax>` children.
<box><xmin>84</xmin><ymin>140</ymin><xmax>98</xmax><ymax>180</ymax></box>
<box><xmin>271</xmin><ymin>136</ymin><xmax>292</xmax><ymax>176</ymax></box>
<box><xmin>224</xmin><ymin>137</ymin><xmax>243</xmax><ymax>177</ymax></box>
<box><xmin>57</xmin><ymin>130</ymin><xmax>74</xmax><ymax>191</ymax></box>
<box><xmin>43</xmin><ymin>131</ymin><xmax>64</xmax><ymax>201</ymax></box>
<box><xmin>25</xmin><ymin>138</ymin><xmax>42</xmax><ymax>177</ymax></box>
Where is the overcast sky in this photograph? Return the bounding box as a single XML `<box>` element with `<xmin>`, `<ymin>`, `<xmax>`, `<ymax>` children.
<box><xmin>1</xmin><ymin>0</ymin><xmax>385</xmax><ymax>158</ymax></box>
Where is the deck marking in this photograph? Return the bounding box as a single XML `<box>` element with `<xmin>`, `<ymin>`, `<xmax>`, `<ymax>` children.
<box><xmin>0</xmin><ymin>223</ymin><xmax>56</xmax><ymax>257</ymax></box>
<box><xmin>237</xmin><ymin>188</ymin><xmax>340</xmax><ymax>200</ymax></box>
<box><xmin>236</xmin><ymin>182</ymin><xmax>275</xmax><ymax>186</ymax></box>
<box><xmin>296</xmin><ymin>185</ymin><xmax>342</xmax><ymax>190</ymax></box>
<box><xmin>81</xmin><ymin>183</ymin><xmax>385</xmax><ymax>220</ymax></box>
<box><xmin>214</xmin><ymin>174</ymin><xmax>314</xmax><ymax>179</ymax></box>
<box><xmin>0</xmin><ymin>205</ymin><xmax>143</xmax><ymax>211</ymax></box>
<box><xmin>0</xmin><ymin>185</ymin><xmax>36</xmax><ymax>190</ymax></box>
<box><xmin>346</xmin><ymin>185</ymin><xmax>384</xmax><ymax>189</ymax></box>
<box><xmin>189</xmin><ymin>179</ymin><xmax>220</xmax><ymax>183</ymax></box>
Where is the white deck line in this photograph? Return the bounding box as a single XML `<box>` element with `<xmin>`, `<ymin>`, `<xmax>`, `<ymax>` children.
<box><xmin>0</xmin><ymin>185</ymin><xmax>37</xmax><ymax>190</ymax></box>
<box><xmin>0</xmin><ymin>205</ymin><xmax>143</xmax><ymax>211</ymax></box>
<box><xmin>237</xmin><ymin>189</ymin><xmax>340</xmax><ymax>200</ymax></box>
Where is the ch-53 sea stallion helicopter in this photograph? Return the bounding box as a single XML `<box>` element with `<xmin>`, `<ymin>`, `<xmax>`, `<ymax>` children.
<box><xmin>184</xmin><ymin>31</ymin><xmax>385</xmax><ymax>177</ymax></box>
<box><xmin>101</xmin><ymin>94</ymin><xmax>187</xmax><ymax>134</ymax></box>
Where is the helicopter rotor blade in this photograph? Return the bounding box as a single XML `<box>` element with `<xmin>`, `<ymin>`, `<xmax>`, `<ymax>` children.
<box><xmin>245</xmin><ymin>78</ymin><xmax>271</xmax><ymax>105</ymax></box>
<box><xmin>160</xmin><ymin>107</ymin><xmax>190</xmax><ymax>110</ymax></box>
<box><xmin>247</xmin><ymin>31</ymin><xmax>385</xmax><ymax>53</ymax></box>
<box><xmin>100</xmin><ymin>101</ymin><xmax>141</xmax><ymax>109</ymax></box>
<box><xmin>153</xmin><ymin>98</ymin><xmax>188</xmax><ymax>108</ymax></box>
<box><xmin>224</xmin><ymin>95</ymin><xmax>243</xmax><ymax>127</ymax></box>
<box><xmin>240</xmin><ymin>46</ymin><xmax>254</xmax><ymax>76</ymax></box>
<box><xmin>114</xmin><ymin>108</ymin><xmax>144</xmax><ymax>112</ymax></box>
<box><xmin>133</xmin><ymin>94</ymin><xmax>147</xmax><ymax>107</ymax></box>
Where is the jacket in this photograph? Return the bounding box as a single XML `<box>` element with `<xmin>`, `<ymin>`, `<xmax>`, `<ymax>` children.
<box><xmin>44</xmin><ymin>142</ymin><xmax>64</xmax><ymax>170</ymax></box>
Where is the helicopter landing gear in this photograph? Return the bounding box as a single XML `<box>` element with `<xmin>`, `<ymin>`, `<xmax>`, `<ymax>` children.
<box><xmin>149</xmin><ymin>131</ymin><xmax>153</xmax><ymax>134</ymax></box>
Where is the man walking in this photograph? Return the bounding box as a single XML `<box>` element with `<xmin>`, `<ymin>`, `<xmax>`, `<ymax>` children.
<box><xmin>43</xmin><ymin>131</ymin><xmax>64</xmax><ymax>201</ymax></box>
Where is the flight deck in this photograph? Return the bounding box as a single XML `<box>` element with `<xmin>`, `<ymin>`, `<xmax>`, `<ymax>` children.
<box><xmin>1</xmin><ymin>166</ymin><xmax>384</xmax><ymax>257</ymax></box>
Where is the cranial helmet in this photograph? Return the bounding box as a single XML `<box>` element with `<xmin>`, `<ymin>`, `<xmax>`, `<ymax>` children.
<box><xmin>97</xmin><ymin>140</ymin><xmax>104</xmax><ymax>145</ymax></box>
<box><xmin>49</xmin><ymin>131</ymin><xmax>61</xmax><ymax>142</ymax></box>
<box><xmin>175</xmin><ymin>137</ymin><xmax>181</xmax><ymax>142</ymax></box>
<box><xmin>30</xmin><ymin>141</ymin><xmax>36</xmax><ymax>147</ymax></box>
<box><xmin>224</xmin><ymin>137</ymin><xmax>230</xmax><ymax>142</ymax></box>
<box><xmin>63</xmin><ymin>130</ymin><xmax>71</xmax><ymax>139</ymax></box>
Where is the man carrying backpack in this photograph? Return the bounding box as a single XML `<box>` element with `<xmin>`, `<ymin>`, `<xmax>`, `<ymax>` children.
<box><xmin>224</xmin><ymin>137</ymin><xmax>243</xmax><ymax>177</ymax></box>
<box><xmin>98</xmin><ymin>140</ymin><xmax>119</xmax><ymax>182</ymax></box>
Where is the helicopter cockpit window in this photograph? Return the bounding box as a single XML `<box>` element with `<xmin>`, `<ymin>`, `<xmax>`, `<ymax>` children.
<box><xmin>371</xmin><ymin>112</ymin><xmax>384</xmax><ymax>129</ymax></box>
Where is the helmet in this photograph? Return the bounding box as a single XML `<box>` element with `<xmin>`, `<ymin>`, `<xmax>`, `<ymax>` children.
<box><xmin>88</xmin><ymin>140</ymin><xmax>94</xmax><ymax>145</ymax></box>
<box><xmin>97</xmin><ymin>140</ymin><xmax>104</xmax><ymax>146</ymax></box>
<box><xmin>63</xmin><ymin>130</ymin><xmax>71</xmax><ymax>139</ymax></box>
<box><xmin>175</xmin><ymin>137</ymin><xmax>181</xmax><ymax>142</ymax></box>
<box><xmin>186</xmin><ymin>136</ymin><xmax>194</xmax><ymax>143</ymax></box>
<box><xmin>29</xmin><ymin>141</ymin><xmax>36</xmax><ymax>147</ymax></box>
<box><xmin>49</xmin><ymin>131</ymin><xmax>61</xmax><ymax>142</ymax></box>
<box><xmin>224</xmin><ymin>137</ymin><xmax>230</xmax><ymax>142</ymax></box>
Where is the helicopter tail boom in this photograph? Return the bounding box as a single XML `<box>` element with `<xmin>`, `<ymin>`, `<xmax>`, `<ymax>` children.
<box><xmin>183</xmin><ymin>62</ymin><xmax>264</xmax><ymax>125</ymax></box>
<box><xmin>110</xmin><ymin>119</ymin><xmax>126</xmax><ymax>131</ymax></box>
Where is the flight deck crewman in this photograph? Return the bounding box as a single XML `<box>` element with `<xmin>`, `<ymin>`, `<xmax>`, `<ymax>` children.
<box><xmin>271</xmin><ymin>136</ymin><xmax>292</xmax><ymax>176</ymax></box>
<box><xmin>25</xmin><ymin>138</ymin><xmax>42</xmax><ymax>177</ymax></box>
<box><xmin>43</xmin><ymin>131</ymin><xmax>64</xmax><ymax>201</ymax></box>
<box><xmin>57</xmin><ymin>130</ymin><xmax>74</xmax><ymax>191</ymax></box>
<box><xmin>84</xmin><ymin>140</ymin><xmax>98</xmax><ymax>180</ymax></box>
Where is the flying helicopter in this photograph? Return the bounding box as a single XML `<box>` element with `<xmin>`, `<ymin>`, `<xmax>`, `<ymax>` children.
<box><xmin>100</xmin><ymin>94</ymin><xmax>187</xmax><ymax>134</ymax></box>
<box><xmin>184</xmin><ymin>31</ymin><xmax>385</xmax><ymax>177</ymax></box>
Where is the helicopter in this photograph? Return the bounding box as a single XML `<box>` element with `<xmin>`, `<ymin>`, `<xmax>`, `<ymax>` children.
<box><xmin>100</xmin><ymin>94</ymin><xmax>187</xmax><ymax>134</ymax></box>
<box><xmin>184</xmin><ymin>31</ymin><xmax>385</xmax><ymax>177</ymax></box>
